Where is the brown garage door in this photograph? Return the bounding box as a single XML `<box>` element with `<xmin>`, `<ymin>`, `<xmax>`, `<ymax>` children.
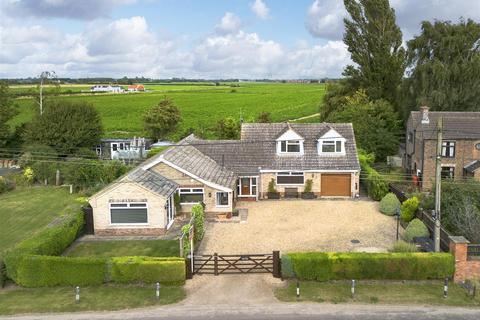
<box><xmin>321</xmin><ymin>174</ymin><xmax>351</xmax><ymax>196</ymax></box>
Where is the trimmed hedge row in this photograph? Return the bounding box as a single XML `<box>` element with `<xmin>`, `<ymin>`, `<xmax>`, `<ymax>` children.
<box><xmin>15</xmin><ymin>255</ymin><xmax>106</xmax><ymax>287</ymax></box>
<box><xmin>282</xmin><ymin>252</ymin><xmax>455</xmax><ymax>281</ymax></box>
<box><xmin>110</xmin><ymin>256</ymin><xmax>186</xmax><ymax>285</ymax></box>
<box><xmin>4</xmin><ymin>211</ymin><xmax>84</xmax><ymax>282</ymax></box>
<box><xmin>11</xmin><ymin>255</ymin><xmax>185</xmax><ymax>287</ymax></box>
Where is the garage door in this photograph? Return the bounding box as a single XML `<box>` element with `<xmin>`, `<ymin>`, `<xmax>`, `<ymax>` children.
<box><xmin>321</xmin><ymin>174</ymin><xmax>351</xmax><ymax>196</ymax></box>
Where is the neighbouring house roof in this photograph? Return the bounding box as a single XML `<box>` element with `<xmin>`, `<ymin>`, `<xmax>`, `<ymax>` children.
<box><xmin>410</xmin><ymin>111</ymin><xmax>480</xmax><ymax>140</ymax></box>
<box><xmin>464</xmin><ymin>160</ymin><xmax>480</xmax><ymax>173</ymax></box>
<box><xmin>127</xmin><ymin>168</ymin><xmax>178</xmax><ymax>197</ymax></box>
<box><xmin>142</xmin><ymin>135</ymin><xmax>237</xmax><ymax>190</ymax></box>
<box><xmin>195</xmin><ymin>123</ymin><xmax>360</xmax><ymax>175</ymax></box>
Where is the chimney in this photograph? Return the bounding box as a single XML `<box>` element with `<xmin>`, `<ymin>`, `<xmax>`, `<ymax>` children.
<box><xmin>420</xmin><ymin>106</ymin><xmax>429</xmax><ymax>124</ymax></box>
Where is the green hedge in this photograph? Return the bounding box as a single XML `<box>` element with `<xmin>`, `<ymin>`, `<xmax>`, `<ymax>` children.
<box><xmin>15</xmin><ymin>255</ymin><xmax>106</xmax><ymax>287</ymax></box>
<box><xmin>110</xmin><ymin>256</ymin><xmax>185</xmax><ymax>285</ymax></box>
<box><xmin>358</xmin><ymin>151</ymin><xmax>388</xmax><ymax>200</ymax></box>
<box><xmin>4</xmin><ymin>211</ymin><xmax>84</xmax><ymax>282</ymax></box>
<box><xmin>0</xmin><ymin>259</ymin><xmax>6</xmax><ymax>288</ymax></box>
<box><xmin>282</xmin><ymin>252</ymin><xmax>454</xmax><ymax>281</ymax></box>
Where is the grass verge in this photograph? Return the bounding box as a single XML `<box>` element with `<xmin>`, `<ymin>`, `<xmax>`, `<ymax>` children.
<box><xmin>0</xmin><ymin>285</ymin><xmax>185</xmax><ymax>315</ymax></box>
<box><xmin>66</xmin><ymin>240</ymin><xmax>180</xmax><ymax>258</ymax></box>
<box><xmin>275</xmin><ymin>281</ymin><xmax>480</xmax><ymax>307</ymax></box>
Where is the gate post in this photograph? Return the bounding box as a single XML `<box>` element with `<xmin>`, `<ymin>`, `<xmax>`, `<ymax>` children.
<box><xmin>273</xmin><ymin>251</ymin><xmax>281</xmax><ymax>278</ymax></box>
<box><xmin>186</xmin><ymin>255</ymin><xmax>193</xmax><ymax>279</ymax></box>
<box><xmin>214</xmin><ymin>253</ymin><xmax>219</xmax><ymax>276</ymax></box>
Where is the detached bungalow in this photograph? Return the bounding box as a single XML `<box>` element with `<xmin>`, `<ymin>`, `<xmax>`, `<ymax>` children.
<box><xmin>88</xmin><ymin>123</ymin><xmax>360</xmax><ymax>236</ymax></box>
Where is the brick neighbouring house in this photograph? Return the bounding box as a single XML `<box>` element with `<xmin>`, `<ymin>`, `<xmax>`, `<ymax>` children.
<box><xmin>88</xmin><ymin>122</ymin><xmax>360</xmax><ymax>236</ymax></box>
<box><xmin>404</xmin><ymin>107</ymin><xmax>480</xmax><ymax>190</ymax></box>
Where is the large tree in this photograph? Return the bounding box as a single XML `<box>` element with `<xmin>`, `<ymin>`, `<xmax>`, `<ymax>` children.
<box><xmin>23</xmin><ymin>100</ymin><xmax>103</xmax><ymax>154</ymax></box>
<box><xmin>403</xmin><ymin>19</ymin><xmax>480</xmax><ymax>116</ymax></box>
<box><xmin>0</xmin><ymin>81</ymin><xmax>18</xmax><ymax>146</ymax></box>
<box><xmin>342</xmin><ymin>0</ymin><xmax>406</xmax><ymax>108</ymax></box>
<box><xmin>143</xmin><ymin>97</ymin><xmax>181</xmax><ymax>141</ymax></box>
<box><xmin>326</xmin><ymin>90</ymin><xmax>401</xmax><ymax>161</ymax></box>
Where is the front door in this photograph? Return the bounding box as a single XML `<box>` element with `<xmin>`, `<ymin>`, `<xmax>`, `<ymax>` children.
<box><xmin>166</xmin><ymin>194</ymin><xmax>175</xmax><ymax>230</ymax></box>
<box><xmin>241</xmin><ymin>178</ymin><xmax>251</xmax><ymax>195</ymax></box>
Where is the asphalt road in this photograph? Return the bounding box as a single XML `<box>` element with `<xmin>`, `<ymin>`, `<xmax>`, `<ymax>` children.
<box><xmin>2</xmin><ymin>304</ymin><xmax>480</xmax><ymax>320</ymax></box>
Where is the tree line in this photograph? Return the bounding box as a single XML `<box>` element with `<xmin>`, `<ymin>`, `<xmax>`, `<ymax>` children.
<box><xmin>322</xmin><ymin>0</ymin><xmax>480</xmax><ymax>161</ymax></box>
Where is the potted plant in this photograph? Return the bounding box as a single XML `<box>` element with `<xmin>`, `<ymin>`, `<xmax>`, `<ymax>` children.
<box><xmin>302</xmin><ymin>179</ymin><xmax>315</xmax><ymax>199</ymax></box>
<box><xmin>267</xmin><ymin>178</ymin><xmax>280</xmax><ymax>199</ymax></box>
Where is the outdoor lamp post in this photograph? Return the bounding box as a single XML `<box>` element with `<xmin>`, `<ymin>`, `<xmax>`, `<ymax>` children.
<box><xmin>395</xmin><ymin>208</ymin><xmax>400</xmax><ymax>241</ymax></box>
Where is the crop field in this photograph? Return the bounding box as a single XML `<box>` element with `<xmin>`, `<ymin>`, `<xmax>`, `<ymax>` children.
<box><xmin>11</xmin><ymin>82</ymin><xmax>325</xmax><ymax>139</ymax></box>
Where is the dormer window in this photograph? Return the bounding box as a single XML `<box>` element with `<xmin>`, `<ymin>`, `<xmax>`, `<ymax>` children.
<box><xmin>280</xmin><ymin>140</ymin><xmax>301</xmax><ymax>153</ymax></box>
<box><xmin>276</xmin><ymin>127</ymin><xmax>304</xmax><ymax>155</ymax></box>
<box><xmin>317</xmin><ymin>128</ymin><xmax>346</xmax><ymax>155</ymax></box>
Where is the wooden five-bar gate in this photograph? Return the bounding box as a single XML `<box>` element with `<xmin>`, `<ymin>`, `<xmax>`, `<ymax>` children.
<box><xmin>186</xmin><ymin>251</ymin><xmax>281</xmax><ymax>279</ymax></box>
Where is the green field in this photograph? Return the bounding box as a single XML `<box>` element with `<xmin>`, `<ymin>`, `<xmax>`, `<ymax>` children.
<box><xmin>0</xmin><ymin>187</ymin><xmax>80</xmax><ymax>256</ymax></box>
<box><xmin>11</xmin><ymin>82</ymin><xmax>325</xmax><ymax>139</ymax></box>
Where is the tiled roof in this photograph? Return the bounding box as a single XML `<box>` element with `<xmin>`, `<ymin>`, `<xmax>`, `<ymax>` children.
<box><xmin>127</xmin><ymin>168</ymin><xmax>177</xmax><ymax>197</ymax></box>
<box><xmin>464</xmin><ymin>160</ymin><xmax>480</xmax><ymax>173</ymax></box>
<box><xmin>411</xmin><ymin>112</ymin><xmax>480</xmax><ymax>140</ymax></box>
<box><xmin>195</xmin><ymin>123</ymin><xmax>360</xmax><ymax>175</ymax></box>
<box><xmin>142</xmin><ymin>135</ymin><xmax>237</xmax><ymax>189</ymax></box>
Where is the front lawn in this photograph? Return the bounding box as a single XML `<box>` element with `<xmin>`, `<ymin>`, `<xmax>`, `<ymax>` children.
<box><xmin>0</xmin><ymin>285</ymin><xmax>185</xmax><ymax>315</ymax></box>
<box><xmin>67</xmin><ymin>240</ymin><xmax>180</xmax><ymax>257</ymax></box>
<box><xmin>0</xmin><ymin>187</ymin><xmax>80</xmax><ymax>255</ymax></box>
<box><xmin>275</xmin><ymin>281</ymin><xmax>480</xmax><ymax>307</ymax></box>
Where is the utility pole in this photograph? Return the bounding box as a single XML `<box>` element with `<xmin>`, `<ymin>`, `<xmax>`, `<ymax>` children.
<box><xmin>434</xmin><ymin>116</ymin><xmax>443</xmax><ymax>252</ymax></box>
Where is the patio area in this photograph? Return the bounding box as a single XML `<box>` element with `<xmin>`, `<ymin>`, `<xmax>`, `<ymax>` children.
<box><xmin>197</xmin><ymin>199</ymin><xmax>398</xmax><ymax>254</ymax></box>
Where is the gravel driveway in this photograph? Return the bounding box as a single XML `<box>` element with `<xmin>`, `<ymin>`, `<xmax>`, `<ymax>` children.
<box><xmin>197</xmin><ymin>199</ymin><xmax>397</xmax><ymax>254</ymax></box>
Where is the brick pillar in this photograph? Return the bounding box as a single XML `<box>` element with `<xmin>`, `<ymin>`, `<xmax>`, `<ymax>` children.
<box><xmin>449</xmin><ymin>236</ymin><xmax>470</xmax><ymax>282</ymax></box>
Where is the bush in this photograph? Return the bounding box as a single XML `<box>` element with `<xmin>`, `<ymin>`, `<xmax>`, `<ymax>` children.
<box><xmin>404</xmin><ymin>218</ymin><xmax>430</xmax><ymax>242</ymax></box>
<box><xmin>358</xmin><ymin>151</ymin><xmax>388</xmax><ymax>200</ymax></box>
<box><xmin>268</xmin><ymin>178</ymin><xmax>277</xmax><ymax>193</ymax></box>
<box><xmin>0</xmin><ymin>176</ymin><xmax>15</xmax><ymax>194</ymax></box>
<box><xmin>4</xmin><ymin>212</ymin><xmax>84</xmax><ymax>281</ymax></box>
<box><xmin>400</xmin><ymin>197</ymin><xmax>419</xmax><ymax>222</ymax></box>
<box><xmin>0</xmin><ymin>259</ymin><xmax>6</xmax><ymax>288</ymax></box>
<box><xmin>110</xmin><ymin>256</ymin><xmax>185</xmax><ymax>285</ymax></box>
<box><xmin>283</xmin><ymin>252</ymin><xmax>454</xmax><ymax>281</ymax></box>
<box><xmin>304</xmin><ymin>179</ymin><xmax>313</xmax><ymax>193</ymax></box>
<box><xmin>379</xmin><ymin>193</ymin><xmax>401</xmax><ymax>215</ymax></box>
<box><xmin>15</xmin><ymin>255</ymin><xmax>106</xmax><ymax>287</ymax></box>
<box><xmin>391</xmin><ymin>240</ymin><xmax>418</xmax><ymax>252</ymax></box>
<box><xmin>191</xmin><ymin>204</ymin><xmax>205</xmax><ymax>243</ymax></box>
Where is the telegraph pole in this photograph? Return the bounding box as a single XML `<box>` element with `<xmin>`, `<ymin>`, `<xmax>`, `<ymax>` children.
<box><xmin>434</xmin><ymin>116</ymin><xmax>443</xmax><ymax>252</ymax></box>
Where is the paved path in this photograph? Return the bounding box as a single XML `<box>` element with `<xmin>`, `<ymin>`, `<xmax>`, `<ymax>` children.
<box><xmin>289</xmin><ymin>113</ymin><xmax>320</xmax><ymax>122</ymax></box>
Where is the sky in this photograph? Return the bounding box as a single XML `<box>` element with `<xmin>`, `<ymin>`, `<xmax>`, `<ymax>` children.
<box><xmin>1</xmin><ymin>0</ymin><xmax>479</xmax><ymax>79</ymax></box>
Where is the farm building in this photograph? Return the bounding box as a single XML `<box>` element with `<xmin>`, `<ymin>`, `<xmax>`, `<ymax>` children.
<box><xmin>95</xmin><ymin>137</ymin><xmax>152</xmax><ymax>161</ymax></box>
<box><xmin>127</xmin><ymin>84</ymin><xmax>145</xmax><ymax>92</ymax></box>
<box><xmin>90</xmin><ymin>85</ymin><xmax>124</xmax><ymax>93</ymax></box>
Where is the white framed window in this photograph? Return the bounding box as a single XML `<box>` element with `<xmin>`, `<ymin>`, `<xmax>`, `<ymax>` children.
<box><xmin>318</xmin><ymin>139</ymin><xmax>345</xmax><ymax>154</ymax></box>
<box><xmin>237</xmin><ymin>177</ymin><xmax>257</xmax><ymax>197</ymax></box>
<box><xmin>216</xmin><ymin>192</ymin><xmax>229</xmax><ymax>207</ymax></box>
<box><xmin>178</xmin><ymin>188</ymin><xmax>204</xmax><ymax>204</ymax></box>
<box><xmin>109</xmin><ymin>203</ymin><xmax>148</xmax><ymax>225</ymax></box>
<box><xmin>442</xmin><ymin>141</ymin><xmax>455</xmax><ymax>158</ymax></box>
<box><xmin>279</xmin><ymin>140</ymin><xmax>302</xmax><ymax>153</ymax></box>
<box><xmin>277</xmin><ymin>172</ymin><xmax>304</xmax><ymax>185</ymax></box>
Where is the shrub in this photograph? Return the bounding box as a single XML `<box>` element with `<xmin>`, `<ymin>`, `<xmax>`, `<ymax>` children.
<box><xmin>379</xmin><ymin>193</ymin><xmax>401</xmax><ymax>215</ymax></box>
<box><xmin>4</xmin><ymin>212</ymin><xmax>84</xmax><ymax>281</ymax></box>
<box><xmin>268</xmin><ymin>178</ymin><xmax>277</xmax><ymax>193</ymax></box>
<box><xmin>404</xmin><ymin>219</ymin><xmax>430</xmax><ymax>242</ymax></box>
<box><xmin>283</xmin><ymin>252</ymin><xmax>454</xmax><ymax>281</ymax></box>
<box><xmin>391</xmin><ymin>240</ymin><xmax>418</xmax><ymax>252</ymax></box>
<box><xmin>15</xmin><ymin>255</ymin><xmax>106</xmax><ymax>287</ymax></box>
<box><xmin>0</xmin><ymin>259</ymin><xmax>6</xmax><ymax>288</ymax></box>
<box><xmin>181</xmin><ymin>224</ymin><xmax>191</xmax><ymax>256</ymax></box>
<box><xmin>191</xmin><ymin>204</ymin><xmax>205</xmax><ymax>243</ymax></box>
<box><xmin>358</xmin><ymin>151</ymin><xmax>388</xmax><ymax>200</ymax></box>
<box><xmin>0</xmin><ymin>176</ymin><xmax>15</xmax><ymax>194</ymax></box>
<box><xmin>400</xmin><ymin>197</ymin><xmax>419</xmax><ymax>222</ymax></box>
<box><xmin>110</xmin><ymin>256</ymin><xmax>185</xmax><ymax>285</ymax></box>
<box><xmin>304</xmin><ymin>179</ymin><xmax>313</xmax><ymax>193</ymax></box>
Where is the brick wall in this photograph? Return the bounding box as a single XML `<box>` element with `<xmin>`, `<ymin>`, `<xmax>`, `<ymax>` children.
<box><xmin>449</xmin><ymin>236</ymin><xmax>480</xmax><ymax>283</ymax></box>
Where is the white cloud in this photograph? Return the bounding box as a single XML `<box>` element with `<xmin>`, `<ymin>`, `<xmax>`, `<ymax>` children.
<box><xmin>250</xmin><ymin>0</ymin><xmax>270</xmax><ymax>19</ymax></box>
<box><xmin>306</xmin><ymin>0</ymin><xmax>346</xmax><ymax>40</ymax></box>
<box><xmin>2</xmin><ymin>0</ymin><xmax>136</xmax><ymax>20</ymax></box>
<box><xmin>215</xmin><ymin>12</ymin><xmax>242</xmax><ymax>35</ymax></box>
